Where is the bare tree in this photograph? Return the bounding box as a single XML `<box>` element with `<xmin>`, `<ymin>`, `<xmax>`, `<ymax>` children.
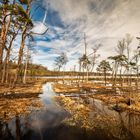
<box><xmin>89</xmin><ymin>44</ymin><xmax>101</xmax><ymax>72</ymax></box>
<box><xmin>115</xmin><ymin>39</ymin><xmax>127</xmax><ymax>86</ymax></box>
<box><xmin>125</xmin><ymin>34</ymin><xmax>133</xmax><ymax>85</ymax></box>
<box><xmin>54</xmin><ymin>52</ymin><xmax>68</xmax><ymax>82</ymax></box>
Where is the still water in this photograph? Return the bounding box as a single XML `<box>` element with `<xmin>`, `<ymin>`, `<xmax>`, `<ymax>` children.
<box><xmin>0</xmin><ymin>83</ymin><xmax>140</xmax><ymax>140</ymax></box>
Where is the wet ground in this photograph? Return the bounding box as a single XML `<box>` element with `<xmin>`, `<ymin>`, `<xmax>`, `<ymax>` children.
<box><xmin>0</xmin><ymin>82</ymin><xmax>140</xmax><ymax>140</ymax></box>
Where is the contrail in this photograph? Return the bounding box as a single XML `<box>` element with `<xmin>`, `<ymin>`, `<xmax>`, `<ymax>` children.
<box><xmin>43</xmin><ymin>11</ymin><xmax>47</xmax><ymax>24</ymax></box>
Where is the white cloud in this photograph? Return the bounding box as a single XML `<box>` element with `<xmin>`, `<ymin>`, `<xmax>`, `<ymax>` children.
<box><xmin>32</xmin><ymin>0</ymin><xmax>140</xmax><ymax>70</ymax></box>
<box><xmin>31</xmin><ymin>22</ymin><xmax>48</xmax><ymax>34</ymax></box>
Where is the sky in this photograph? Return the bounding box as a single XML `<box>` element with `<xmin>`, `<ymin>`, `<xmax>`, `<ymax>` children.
<box><xmin>29</xmin><ymin>0</ymin><xmax>140</xmax><ymax>70</ymax></box>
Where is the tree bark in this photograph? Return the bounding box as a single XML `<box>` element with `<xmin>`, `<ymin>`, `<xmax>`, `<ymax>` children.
<box><xmin>13</xmin><ymin>27</ymin><xmax>27</xmax><ymax>85</ymax></box>
<box><xmin>13</xmin><ymin>1</ymin><xmax>31</xmax><ymax>86</ymax></box>
<box><xmin>104</xmin><ymin>69</ymin><xmax>107</xmax><ymax>86</ymax></box>
<box><xmin>1</xmin><ymin>37</ymin><xmax>15</xmax><ymax>83</ymax></box>
<box><xmin>23</xmin><ymin>47</ymin><xmax>29</xmax><ymax>84</ymax></box>
<box><xmin>0</xmin><ymin>0</ymin><xmax>16</xmax><ymax>81</ymax></box>
<box><xmin>0</xmin><ymin>6</ymin><xmax>7</xmax><ymax>80</ymax></box>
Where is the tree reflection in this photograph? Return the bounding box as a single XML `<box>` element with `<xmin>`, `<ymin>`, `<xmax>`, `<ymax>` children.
<box><xmin>0</xmin><ymin>121</ymin><xmax>14</xmax><ymax>140</ymax></box>
<box><xmin>16</xmin><ymin>115</ymin><xmax>21</xmax><ymax>140</ymax></box>
<box><xmin>117</xmin><ymin>112</ymin><xmax>137</xmax><ymax>140</ymax></box>
<box><xmin>0</xmin><ymin>95</ymin><xmax>44</xmax><ymax>140</ymax></box>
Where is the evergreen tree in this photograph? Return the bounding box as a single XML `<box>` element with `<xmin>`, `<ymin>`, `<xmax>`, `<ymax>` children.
<box><xmin>97</xmin><ymin>60</ymin><xmax>112</xmax><ymax>86</ymax></box>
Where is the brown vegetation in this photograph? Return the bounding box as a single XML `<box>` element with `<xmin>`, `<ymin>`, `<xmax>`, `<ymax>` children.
<box><xmin>53</xmin><ymin>81</ymin><xmax>140</xmax><ymax>113</ymax></box>
<box><xmin>55</xmin><ymin>95</ymin><xmax>117</xmax><ymax>130</ymax></box>
<box><xmin>0</xmin><ymin>79</ymin><xmax>46</xmax><ymax>94</ymax></box>
<box><xmin>0</xmin><ymin>97</ymin><xmax>45</xmax><ymax>122</ymax></box>
<box><xmin>53</xmin><ymin>83</ymin><xmax>80</xmax><ymax>93</ymax></box>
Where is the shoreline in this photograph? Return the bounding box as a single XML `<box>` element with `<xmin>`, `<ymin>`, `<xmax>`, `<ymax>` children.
<box><xmin>0</xmin><ymin>79</ymin><xmax>47</xmax><ymax>95</ymax></box>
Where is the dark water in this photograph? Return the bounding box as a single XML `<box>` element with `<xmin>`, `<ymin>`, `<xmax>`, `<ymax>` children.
<box><xmin>0</xmin><ymin>83</ymin><xmax>140</xmax><ymax>140</ymax></box>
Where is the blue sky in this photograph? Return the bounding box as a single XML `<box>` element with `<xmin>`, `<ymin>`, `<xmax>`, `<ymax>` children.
<box><xmin>25</xmin><ymin>0</ymin><xmax>140</xmax><ymax>70</ymax></box>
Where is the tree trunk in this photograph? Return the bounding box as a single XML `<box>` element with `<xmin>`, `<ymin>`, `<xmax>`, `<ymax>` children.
<box><xmin>79</xmin><ymin>63</ymin><xmax>81</xmax><ymax>83</ymax></box>
<box><xmin>0</xmin><ymin>0</ymin><xmax>16</xmax><ymax>81</ymax></box>
<box><xmin>0</xmin><ymin>13</ymin><xmax>6</xmax><ymax>80</ymax></box>
<box><xmin>13</xmin><ymin>27</ymin><xmax>27</xmax><ymax>85</ymax></box>
<box><xmin>104</xmin><ymin>69</ymin><xmax>107</xmax><ymax>86</ymax></box>
<box><xmin>136</xmin><ymin>66</ymin><xmax>139</xmax><ymax>91</ymax></box>
<box><xmin>86</xmin><ymin>66</ymin><xmax>89</xmax><ymax>83</ymax></box>
<box><xmin>120</xmin><ymin>65</ymin><xmax>123</xmax><ymax>87</ymax></box>
<box><xmin>23</xmin><ymin>47</ymin><xmax>29</xmax><ymax>84</ymax></box>
<box><xmin>1</xmin><ymin>37</ymin><xmax>15</xmax><ymax>83</ymax></box>
<box><xmin>113</xmin><ymin>61</ymin><xmax>117</xmax><ymax>87</ymax></box>
<box><xmin>0</xmin><ymin>40</ymin><xmax>4</xmax><ymax>80</ymax></box>
<box><xmin>13</xmin><ymin>0</ymin><xmax>31</xmax><ymax>86</ymax></box>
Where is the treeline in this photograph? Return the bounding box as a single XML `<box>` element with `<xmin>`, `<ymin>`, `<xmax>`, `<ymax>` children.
<box><xmin>7</xmin><ymin>61</ymin><xmax>49</xmax><ymax>76</ymax></box>
<box><xmin>0</xmin><ymin>0</ymin><xmax>47</xmax><ymax>86</ymax></box>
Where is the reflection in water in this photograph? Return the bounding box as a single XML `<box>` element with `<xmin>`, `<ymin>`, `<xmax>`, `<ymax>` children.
<box><xmin>0</xmin><ymin>90</ymin><xmax>45</xmax><ymax>140</ymax></box>
<box><xmin>114</xmin><ymin>112</ymin><xmax>135</xmax><ymax>140</ymax></box>
<box><xmin>16</xmin><ymin>116</ymin><xmax>21</xmax><ymax>140</ymax></box>
<box><xmin>58</xmin><ymin>93</ymin><xmax>140</xmax><ymax>140</ymax></box>
<box><xmin>93</xmin><ymin>98</ymin><xmax>140</xmax><ymax>140</ymax></box>
<box><xmin>91</xmin><ymin>98</ymin><xmax>140</xmax><ymax>140</ymax></box>
<box><xmin>0</xmin><ymin>83</ymin><xmax>140</xmax><ymax>140</ymax></box>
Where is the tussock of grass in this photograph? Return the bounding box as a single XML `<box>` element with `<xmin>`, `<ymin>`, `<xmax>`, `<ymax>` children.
<box><xmin>53</xmin><ymin>83</ymin><xmax>80</xmax><ymax>93</ymax></box>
